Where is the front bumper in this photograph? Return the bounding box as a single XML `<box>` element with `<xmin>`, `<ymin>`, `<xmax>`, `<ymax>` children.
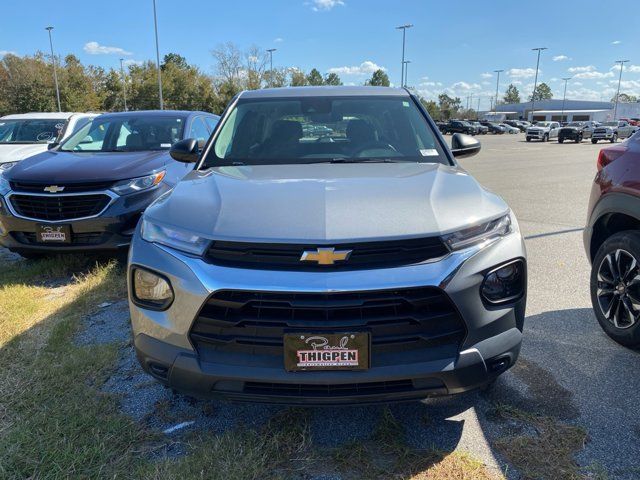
<box><xmin>0</xmin><ymin>186</ymin><xmax>169</xmax><ymax>253</ymax></box>
<box><xmin>526</xmin><ymin>131</ymin><xmax>546</xmax><ymax>139</ymax></box>
<box><xmin>128</xmin><ymin>226</ymin><xmax>527</xmax><ymax>405</ymax></box>
<box><xmin>592</xmin><ymin>131</ymin><xmax>614</xmax><ymax>140</ymax></box>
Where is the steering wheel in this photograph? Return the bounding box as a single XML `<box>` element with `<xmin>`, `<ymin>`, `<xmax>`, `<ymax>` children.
<box><xmin>352</xmin><ymin>142</ymin><xmax>397</xmax><ymax>157</ymax></box>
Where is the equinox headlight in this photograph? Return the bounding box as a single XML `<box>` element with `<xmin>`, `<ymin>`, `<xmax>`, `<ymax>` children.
<box><xmin>442</xmin><ymin>214</ymin><xmax>511</xmax><ymax>251</ymax></box>
<box><xmin>0</xmin><ymin>161</ymin><xmax>18</xmax><ymax>172</ymax></box>
<box><xmin>111</xmin><ymin>171</ymin><xmax>166</xmax><ymax>195</ymax></box>
<box><xmin>141</xmin><ymin>218</ymin><xmax>210</xmax><ymax>255</ymax></box>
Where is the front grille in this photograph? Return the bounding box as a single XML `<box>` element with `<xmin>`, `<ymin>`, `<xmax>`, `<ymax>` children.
<box><xmin>205</xmin><ymin>237</ymin><xmax>449</xmax><ymax>270</ymax></box>
<box><xmin>10</xmin><ymin>181</ymin><xmax>114</xmax><ymax>193</ymax></box>
<box><xmin>594</xmin><ymin>128</ymin><xmax>608</xmax><ymax>134</ymax></box>
<box><xmin>190</xmin><ymin>288</ymin><xmax>466</xmax><ymax>362</ymax></box>
<box><xmin>12</xmin><ymin>231</ymin><xmax>108</xmax><ymax>246</ymax></box>
<box><xmin>243</xmin><ymin>380</ymin><xmax>415</xmax><ymax>397</ymax></box>
<box><xmin>9</xmin><ymin>194</ymin><xmax>111</xmax><ymax>221</ymax></box>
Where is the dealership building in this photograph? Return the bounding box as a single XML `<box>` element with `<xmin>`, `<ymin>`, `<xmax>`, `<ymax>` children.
<box><xmin>483</xmin><ymin>99</ymin><xmax>640</xmax><ymax>123</ymax></box>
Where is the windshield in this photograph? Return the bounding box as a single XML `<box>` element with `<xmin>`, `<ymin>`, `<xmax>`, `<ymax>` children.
<box><xmin>567</xmin><ymin>122</ymin><xmax>584</xmax><ymax>127</ymax></box>
<box><xmin>0</xmin><ymin>119</ymin><xmax>66</xmax><ymax>144</ymax></box>
<box><xmin>204</xmin><ymin>96</ymin><xmax>448</xmax><ymax>166</ymax></box>
<box><xmin>534</xmin><ymin>122</ymin><xmax>551</xmax><ymax>127</ymax></box>
<box><xmin>60</xmin><ymin>115</ymin><xmax>185</xmax><ymax>152</ymax></box>
<box><xmin>602</xmin><ymin>122</ymin><xmax>617</xmax><ymax>126</ymax></box>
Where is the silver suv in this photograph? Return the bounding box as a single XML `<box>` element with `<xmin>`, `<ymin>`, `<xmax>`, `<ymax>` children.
<box><xmin>128</xmin><ymin>86</ymin><xmax>527</xmax><ymax>404</ymax></box>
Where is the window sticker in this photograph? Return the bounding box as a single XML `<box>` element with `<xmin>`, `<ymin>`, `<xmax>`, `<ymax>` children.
<box><xmin>160</xmin><ymin>143</ymin><xmax>172</xmax><ymax>148</ymax></box>
<box><xmin>402</xmin><ymin>101</ymin><xmax>410</xmax><ymax>107</ymax></box>
<box><xmin>420</xmin><ymin>148</ymin><xmax>438</xmax><ymax>156</ymax></box>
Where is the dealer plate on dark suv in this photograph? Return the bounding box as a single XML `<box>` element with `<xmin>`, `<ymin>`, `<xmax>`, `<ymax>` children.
<box><xmin>283</xmin><ymin>332</ymin><xmax>371</xmax><ymax>371</ymax></box>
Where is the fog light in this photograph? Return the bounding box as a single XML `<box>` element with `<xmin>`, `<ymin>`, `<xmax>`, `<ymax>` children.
<box><xmin>132</xmin><ymin>267</ymin><xmax>174</xmax><ymax>310</ymax></box>
<box><xmin>481</xmin><ymin>260</ymin><xmax>525</xmax><ymax>304</ymax></box>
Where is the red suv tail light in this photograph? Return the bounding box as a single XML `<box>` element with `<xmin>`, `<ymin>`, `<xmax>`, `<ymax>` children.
<box><xmin>597</xmin><ymin>145</ymin><xmax>627</xmax><ymax>171</ymax></box>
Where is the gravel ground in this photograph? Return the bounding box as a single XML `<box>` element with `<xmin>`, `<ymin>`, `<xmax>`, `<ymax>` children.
<box><xmin>33</xmin><ymin>134</ymin><xmax>640</xmax><ymax>478</ymax></box>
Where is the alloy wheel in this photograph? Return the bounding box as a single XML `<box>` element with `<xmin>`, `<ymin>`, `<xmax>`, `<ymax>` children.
<box><xmin>596</xmin><ymin>249</ymin><xmax>640</xmax><ymax>329</ymax></box>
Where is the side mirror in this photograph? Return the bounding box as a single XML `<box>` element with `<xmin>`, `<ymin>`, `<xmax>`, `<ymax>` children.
<box><xmin>47</xmin><ymin>142</ymin><xmax>59</xmax><ymax>150</ymax></box>
<box><xmin>170</xmin><ymin>138</ymin><xmax>199</xmax><ymax>163</ymax></box>
<box><xmin>451</xmin><ymin>133</ymin><xmax>481</xmax><ymax>159</ymax></box>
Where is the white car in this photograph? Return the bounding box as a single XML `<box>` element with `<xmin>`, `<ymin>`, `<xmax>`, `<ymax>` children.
<box><xmin>591</xmin><ymin>121</ymin><xmax>638</xmax><ymax>143</ymax></box>
<box><xmin>0</xmin><ymin>112</ymin><xmax>99</xmax><ymax>172</ymax></box>
<box><xmin>525</xmin><ymin>121</ymin><xmax>561</xmax><ymax>142</ymax></box>
<box><xmin>499</xmin><ymin>123</ymin><xmax>520</xmax><ymax>134</ymax></box>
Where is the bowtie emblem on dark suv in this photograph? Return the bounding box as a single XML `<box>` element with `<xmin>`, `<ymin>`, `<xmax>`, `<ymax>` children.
<box><xmin>43</xmin><ymin>185</ymin><xmax>65</xmax><ymax>193</ymax></box>
<box><xmin>300</xmin><ymin>247</ymin><xmax>352</xmax><ymax>265</ymax></box>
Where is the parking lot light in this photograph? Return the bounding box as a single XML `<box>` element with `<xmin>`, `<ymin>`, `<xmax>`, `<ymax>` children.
<box><xmin>529</xmin><ymin>47</ymin><xmax>547</xmax><ymax>121</ymax></box>
<box><xmin>45</xmin><ymin>27</ymin><xmax>61</xmax><ymax>112</ymax></box>
<box><xmin>152</xmin><ymin>0</ymin><xmax>164</xmax><ymax>110</ymax></box>
<box><xmin>267</xmin><ymin>48</ymin><xmax>277</xmax><ymax>87</ymax></box>
<box><xmin>395</xmin><ymin>24</ymin><xmax>413</xmax><ymax>87</ymax></box>
<box><xmin>561</xmin><ymin>77</ymin><xmax>571</xmax><ymax>122</ymax></box>
<box><xmin>493</xmin><ymin>69</ymin><xmax>503</xmax><ymax>111</ymax></box>
<box><xmin>613</xmin><ymin>60</ymin><xmax>630</xmax><ymax>121</ymax></box>
<box><xmin>120</xmin><ymin>58</ymin><xmax>128</xmax><ymax>111</ymax></box>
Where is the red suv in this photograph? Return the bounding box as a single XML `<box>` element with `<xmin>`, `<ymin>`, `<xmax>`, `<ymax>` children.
<box><xmin>585</xmin><ymin>130</ymin><xmax>640</xmax><ymax>347</ymax></box>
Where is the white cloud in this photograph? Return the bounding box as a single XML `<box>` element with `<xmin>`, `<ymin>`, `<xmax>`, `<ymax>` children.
<box><xmin>123</xmin><ymin>59</ymin><xmax>143</xmax><ymax>67</ymax></box>
<box><xmin>450</xmin><ymin>81</ymin><xmax>481</xmax><ymax>91</ymax></box>
<box><xmin>553</xmin><ymin>55</ymin><xmax>570</xmax><ymax>62</ymax></box>
<box><xmin>480</xmin><ymin>72</ymin><xmax>493</xmax><ymax>78</ymax></box>
<box><xmin>612</xmin><ymin>40</ymin><xmax>622</xmax><ymax>45</ymax></box>
<box><xmin>307</xmin><ymin>0</ymin><xmax>344</xmax><ymax>11</ymax></box>
<box><xmin>572</xmin><ymin>81</ymin><xmax>582</xmax><ymax>86</ymax></box>
<box><xmin>568</xmin><ymin>65</ymin><xmax>595</xmax><ymax>73</ymax></box>
<box><xmin>507</xmin><ymin>68</ymin><xmax>537</xmax><ymax>79</ymax></box>
<box><xmin>511</xmin><ymin>80</ymin><xmax>522</xmax><ymax>86</ymax></box>
<box><xmin>273</xmin><ymin>37</ymin><xmax>284</xmax><ymax>43</ymax></box>
<box><xmin>629</xmin><ymin>65</ymin><xmax>640</xmax><ymax>73</ymax></box>
<box><xmin>574</xmin><ymin>70</ymin><xmax>614</xmax><ymax>79</ymax></box>
<box><xmin>327</xmin><ymin>60</ymin><xmax>384</xmax><ymax>75</ymax></box>
<box><xmin>481</xmin><ymin>81</ymin><xmax>490</xmax><ymax>86</ymax></box>
<box><xmin>83</xmin><ymin>41</ymin><xmax>132</xmax><ymax>56</ymax></box>
<box><xmin>0</xmin><ymin>50</ymin><xmax>17</xmax><ymax>56</ymax></box>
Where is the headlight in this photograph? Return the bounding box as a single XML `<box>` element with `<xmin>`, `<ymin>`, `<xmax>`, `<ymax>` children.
<box><xmin>0</xmin><ymin>174</ymin><xmax>9</xmax><ymax>195</ymax></box>
<box><xmin>131</xmin><ymin>267</ymin><xmax>174</xmax><ymax>310</ymax></box>
<box><xmin>140</xmin><ymin>218</ymin><xmax>210</xmax><ymax>255</ymax></box>
<box><xmin>111</xmin><ymin>171</ymin><xmax>166</xmax><ymax>195</ymax></box>
<box><xmin>0</xmin><ymin>161</ymin><xmax>17</xmax><ymax>172</ymax></box>
<box><xmin>441</xmin><ymin>214</ymin><xmax>511</xmax><ymax>251</ymax></box>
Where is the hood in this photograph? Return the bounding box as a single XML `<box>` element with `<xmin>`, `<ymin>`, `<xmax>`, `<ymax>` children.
<box><xmin>0</xmin><ymin>144</ymin><xmax>48</xmax><ymax>164</ymax></box>
<box><xmin>6</xmin><ymin>149</ymin><xmax>169</xmax><ymax>183</ymax></box>
<box><xmin>145</xmin><ymin>163</ymin><xmax>509</xmax><ymax>243</ymax></box>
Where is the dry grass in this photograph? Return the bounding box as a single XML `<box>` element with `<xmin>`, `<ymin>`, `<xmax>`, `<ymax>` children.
<box><xmin>492</xmin><ymin>404</ymin><xmax>588</xmax><ymax>480</ymax></box>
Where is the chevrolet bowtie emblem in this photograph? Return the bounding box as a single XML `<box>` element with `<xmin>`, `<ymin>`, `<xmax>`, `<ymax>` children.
<box><xmin>43</xmin><ymin>185</ymin><xmax>65</xmax><ymax>193</ymax></box>
<box><xmin>300</xmin><ymin>247</ymin><xmax>352</xmax><ymax>265</ymax></box>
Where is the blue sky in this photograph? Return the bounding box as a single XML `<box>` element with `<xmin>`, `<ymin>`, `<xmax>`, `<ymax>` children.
<box><xmin>1</xmin><ymin>0</ymin><xmax>638</xmax><ymax>109</ymax></box>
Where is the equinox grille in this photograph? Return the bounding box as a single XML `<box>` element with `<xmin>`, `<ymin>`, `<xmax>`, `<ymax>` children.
<box><xmin>190</xmin><ymin>287</ymin><xmax>466</xmax><ymax>363</ymax></box>
<box><xmin>9</xmin><ymin>194</ymin><xmax>111</xmax><ymax>221</ymax></box>
<box><xmin>10</xmin><ymin>181</ymin><xmax>114</xmax><ymax>193</ymax></box>
<box><xmin>205</xmin><ymin>237</ymin><xmax>449</xmax><ymax>270</ymax></box>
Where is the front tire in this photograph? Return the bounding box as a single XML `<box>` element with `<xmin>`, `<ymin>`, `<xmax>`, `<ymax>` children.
<box><xmin>610</xmin><ymin>134</ymin><xmax>617</xmax><ymax>143</ymax></box>
<box><xmin>543</xmin><ymin>133</ymin><xmax>549</xmax><ymax>142</ymax></box>
<box><xmin>576</xmin><ymin>135</ymin><xmax>583</xmax><ymax>143</ymax></box>
<box><xmin>592</xmin><ymin>139</ymin><xmax>598</xmax><ymax>144</ymax></box>
<box><xmin>591</xmin><ymin>231</ymin><xmax>640</xmax><ymax>348</ymax></box>
<box><xmin>526</xmin><ymin>137</ymin><xmax>531</xmax><ymax>142</ymax></box>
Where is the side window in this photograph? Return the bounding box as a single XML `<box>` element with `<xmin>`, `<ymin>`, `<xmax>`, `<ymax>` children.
<box><xmin>189</xmin><ymin>117</ymin><xmax>210</xmax><ymax>144</ymax></box>
<box><xmin>204</xmin><ymin>116</ymin><xmax>219</xmax><ymax>132</ymax></box>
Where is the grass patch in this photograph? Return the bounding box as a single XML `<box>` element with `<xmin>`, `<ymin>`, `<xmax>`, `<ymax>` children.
<box><xmin>491</xmin><ymin>404</ymin><xmax>587</xmax><ymax>480</ymax></box>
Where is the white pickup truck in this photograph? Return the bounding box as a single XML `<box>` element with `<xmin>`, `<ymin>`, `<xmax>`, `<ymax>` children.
<box><xmin>525</xmin><ymin>121</ymin><xmax>561</xmax><ymax>142</ymax></box>
<box><xmin>591</xmin><ymin>121</ymin><xmax>638</xmax><ymax>143</ymax></box>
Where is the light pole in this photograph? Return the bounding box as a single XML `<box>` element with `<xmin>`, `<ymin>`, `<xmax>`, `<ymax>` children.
<box><xmin>613</xmin><ymin>59</ymin><xmax>630</xmax><ymax>120</ymax></box>
<box><xmin>469</xmin><ymin>93</ymin><xmax>474</xmax><ymax>112</ymax></box>
<box><xmin>266</xmin><ymin>48</ymin><xmax>277</xmax><ymax>87</ymax></box>
<box><xmin>402</xmin><ymin>60</ymin><xmax>411</xmax><ymax>88</ymax></box>
<box><xmin>119</xmin><ymin>58</ymin><xmax>128</xmax><ymax>111</ymax></box>
<box><xmin>45</xmin><ymin>27</ymin><xmax>61</xmax><ymax>112</ymax></box>
<box><xmin>529</xmin><ymin>47</ymin><xmax>547</xmax><ymax>121</ymax></box>
<box><xmin>560</xmin><ymin>76</ymin><xmax>571</xmax><ymax>123</ymax></box>
<box><xmin>477</xmin><ymin>97</ymin><xmax>481</xmax><ymax>119</ymax></box>
<box><xmin>396</xmin><ymin>24</ymin><xmax>413</xmax><ymax>87</ymax></box>
<box><xmin>152</xmin><ymin>0</ymin><xmax>164</xmax><ymax>109</ymax></box>
<box><xmin>493</xmin><ymin>69</ymin><xmax>503</xmax><ymax>112</ymax></box>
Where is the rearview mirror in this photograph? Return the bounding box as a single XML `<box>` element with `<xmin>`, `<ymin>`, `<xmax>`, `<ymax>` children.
<box><xmin>451</xmin><ymin>133</ymin><xmax>481</xmax><ymax>159</ymax></box>
<box><xmin>170</xmin><ymin>138</ymin><xmax>199</xmax><ymax>163</ymax></box>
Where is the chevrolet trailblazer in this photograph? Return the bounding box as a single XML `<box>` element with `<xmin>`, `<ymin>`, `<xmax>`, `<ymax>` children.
<box><xmin>128</xmin><ymin>86</ymin><xmax>527</xmax><ymax>404</ymax></box>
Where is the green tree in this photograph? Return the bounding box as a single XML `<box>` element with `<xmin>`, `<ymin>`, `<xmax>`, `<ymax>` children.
<box><xmin>419</xmin><ymin>97</ymin><xmax>440</xmax><ymax>120</ymax></box>
<box><xmin>306</xmin><ymin>68</ymin><xmax>324</xmax><ymax>86</ymax></box>
<box><xmin>503</xmin><ymin>83</ymin><xmax>521</xmax><ymax>104</ymax></box>
<box><xmin>0</xmin><ymin>53</ymin><xmax>59</xmax><ymax>114</ymax></box>
<box><xmin>324</xmin><ymin>72</ymin><xmax>342</xmax><ymax>86</ymax></box>
<box><xmin>437</xmin><ymin>93</ymin><xmax>462</xmax><ymax>120</ymax></box>
<box><xmin>612</xmin><ymin>93</ymin><xmax>638</xmax><ymax>103</ymax></box>
<box><xmin>365</xmin><ymin>69</ymin><xmax>390</xmax><ymax>87</ymax></box>
<box><xmin>529</xmin><ymin>82</ymin><xmax>553</xmax><ymax>102</ymax></box>
<box><xmin>289</xmin><ymin>69</ymin><xmax>308</xmax><ymax>86</ymax></box>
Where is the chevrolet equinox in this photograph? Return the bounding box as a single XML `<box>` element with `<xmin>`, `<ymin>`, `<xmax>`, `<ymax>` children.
<box><xmin>128</xmin><ymin>86</ymin><xmax>527</xmax><ymax>404</ymax></box>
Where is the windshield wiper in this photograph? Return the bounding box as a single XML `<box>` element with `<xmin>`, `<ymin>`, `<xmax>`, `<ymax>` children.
<box><xmin>326</xmin><ymin>158</ymin><xmax>406</xmax><ymax>163</ymax></box>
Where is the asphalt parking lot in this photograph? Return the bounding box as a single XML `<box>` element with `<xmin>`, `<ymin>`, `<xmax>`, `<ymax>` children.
<box><xmin>2</xmin><ymin>133</ymin><xmax>639</xmax><ymax>479</ymax></box>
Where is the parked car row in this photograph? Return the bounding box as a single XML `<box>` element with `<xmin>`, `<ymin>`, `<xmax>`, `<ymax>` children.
<box><xmin>437</xmin><ymin>119</ymin><xmax>525</xmax><ymax>136</ymax></box>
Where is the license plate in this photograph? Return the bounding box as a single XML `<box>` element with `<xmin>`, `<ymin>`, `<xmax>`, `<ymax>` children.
<box><xmin>36</xmin><ymin>224</ymin><xmax>71</xmax><ymax>243</ymax></box>
<box><xmin>284</xmin><ymin>332</ymin><xmax>370</xmax><ymax>371</ymax></box>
